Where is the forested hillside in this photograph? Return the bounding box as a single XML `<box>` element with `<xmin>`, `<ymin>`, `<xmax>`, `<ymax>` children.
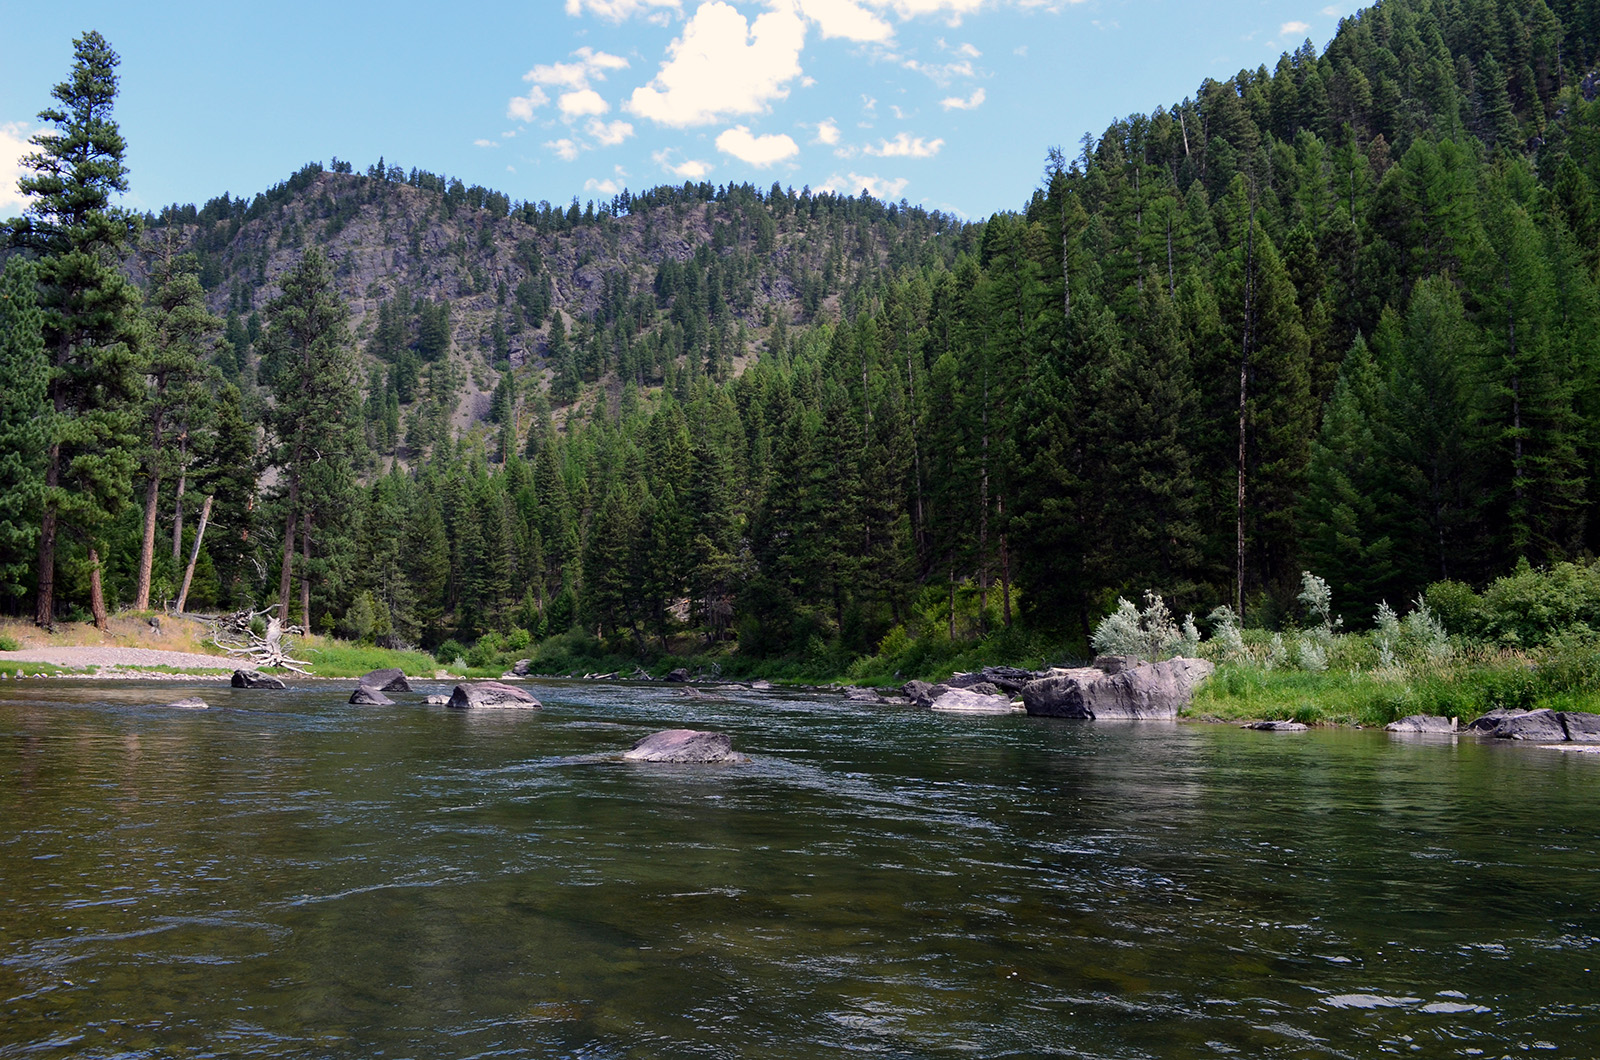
<box><xmin>5</xmin><ymin>0</ymin><xmax>1600</xmax><ymax>674</ymax></box>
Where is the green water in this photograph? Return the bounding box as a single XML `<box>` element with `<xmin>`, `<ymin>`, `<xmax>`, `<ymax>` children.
<box><xmin>1</xmin><ymin>679</ymin><xmax>1597</xmax><ymax>1059</ymax></box>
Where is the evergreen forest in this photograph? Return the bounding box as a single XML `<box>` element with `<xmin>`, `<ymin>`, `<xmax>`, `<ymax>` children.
<box><xmin>5</xmin><ymin>0</ymin><xmax>1600</xmax><ymax>679</ymax></box>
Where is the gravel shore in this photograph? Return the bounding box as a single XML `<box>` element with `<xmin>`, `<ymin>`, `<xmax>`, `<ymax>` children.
<box><xmin>0</xmin><ymin>646</ymin><xmax>237</xmax><ymax>678</ymax></box>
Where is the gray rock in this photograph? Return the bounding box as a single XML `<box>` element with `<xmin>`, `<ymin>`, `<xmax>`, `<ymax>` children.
<box><xmin>358</xmin><ymin>668</ymin><xmax>410</xmax><ymax>693</ymax></box>
<box><xmin>349</xmin><ymin>686</ymin><xmax>394</xmax><ymax>705</ymax></box>
<box><xmin>663</xmin><ymin>667</ymin><xmax>690</xmax><ymax>683</ymax></box>
<box><xmin>511</xmin><ymin>658</ymin><xmax>533</xmax><ymax>676</ymax></box>
<box><xmin>1467</xmin><ymin>707</ymin><xmax>1525</xmax><ymax>733</ymax></box>
<box><xmin>1476</xmin><ymin>708</ymin><xmax>1568</xmax><ymax>741</ymax></box>
<box><xmin>231</xmin><ymin>669</ymin><xmax>286</xmax><ymax>689</ymax></box>
<box><xmin>165</xmin><ymin>696</ymin><xmax>208</xmax><ymax>710</ymax></box>
<box><xmin>623</xmin><ymin>729</ymin><xmax>745</xmax><ymax>763</ymax></box>
<box><xmin>1386</xmin><ymin>714</ymin><xmax>1457</xmax><ymax>734</ymax></box>
<box><xmin>425</xmin><ymin>694</ymin><xmax>450</xmax><ymax>705</ymax></box>
<box><xmin>1245</xmin><ymin>720</ymin><xmax>1309</xmax><ymax>731</ymax></box>
<box><xmin>1091</xmin><ymin>654</ymin><xmax>1142</xmax><ymax>675</ymax></box>
<box><xmin>929</xmin><ymin>687</ymin><xmax>1019</xmax><ymax>714</ymax></box>
<box><xmin>446</xmin><ymin>681</ymin><xmax>542</xmax><ymax>709</ymax></box>
<box><xmin>1022</xmin><ymin>657</ymin><xmax>1214</xmax><ymax>720</ymax></box>
<box><xmin>902</xmin><ymin>680</ymin><xmax>944</xmax><ymax>708</ymax></box>
<box><xmin>1559</xmin><ymin>711</ymin><xmax>1600</xmax><ymax>742</ymax></box>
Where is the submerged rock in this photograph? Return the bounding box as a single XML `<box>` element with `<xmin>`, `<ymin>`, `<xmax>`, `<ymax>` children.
<box><xmin>1386</xmin><ymin>714</ymin><xmax>1457</xmax><ymax>734</ymax></box>
<box><xmin>231</xmin><ymin>669</ymin><xmax>286</xmax><ymax>689</ymax></box>
<box><xmin>165</xmin><ymin>696</ymin><xmax>209</xmax><ymax>710</ymax></box>
<box><xmin>1022</xmin><ymin>657</ymin><xmax>1214</xmax><ymax>720</ymax></box>
<box><xmin>425</xmin><ymin>694</ymin><xmax>450</xmax><ymax>705</ymax></box>
<box><xmin>623</xmin><ymin>728</ymin><xmax>745</xmax><ymax>763</ymax></box>
<box><xmin>1245</xmin><ymin>720</ymin><xmax>1309</xmax><ymax>731</ymax></box>
<box><xmin>358</xmin><ymin>668</ymin><xmax>411</xmax><ymax>693</ymax></box>
<box><xmin>929</xmin><ymin>687</ymin><xmax>1019</xmax><ymax>714</ymax></box>
<box><xmin>349</xmin><ymin>686</ymin><xmax>394</xmax><ymax>706</ymax></box>
<box><xmin>446</xmin><ymin>681</ymin><xmax>542</xmax><ymax>709</ymax></box>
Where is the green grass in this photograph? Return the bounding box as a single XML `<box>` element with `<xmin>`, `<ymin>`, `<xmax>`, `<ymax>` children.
<box><xmin>0</xmin><ymin>661</ymin><xmax>64</xmax><ymax>678</ymax></box>
<box><xmin>297</xmin><ymin>640</ymin><xmax>440</xmax><ymax>679</ymax></box>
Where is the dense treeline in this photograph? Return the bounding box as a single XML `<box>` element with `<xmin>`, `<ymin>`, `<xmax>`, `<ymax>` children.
<box><xmin>5</xmin><ymin>0</ymin><xmax>1600</xmax><ymax>673</ymax></box>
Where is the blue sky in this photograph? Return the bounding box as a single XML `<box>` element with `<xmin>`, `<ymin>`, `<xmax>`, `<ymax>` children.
<box><xmin>1</xmin><ymin>0</ymin><xmax>1357</xmax><ymax>222</ymax></box>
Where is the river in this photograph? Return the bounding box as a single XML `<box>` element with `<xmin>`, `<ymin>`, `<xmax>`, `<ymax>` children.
<box><xmin>2</xmin><ymin>678</ymin><xmax>1597</xmax><ymax>1058</ymax></box>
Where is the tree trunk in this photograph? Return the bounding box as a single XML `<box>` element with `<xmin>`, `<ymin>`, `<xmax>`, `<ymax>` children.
<box><xmin>277</xmin><ymin>479</ymin><xmax>299</xmax><ymax>627</ymax></box>
<box><xmin>35</xmin><ymin>442</ymin><xmax>60</xmax><ymax>628</ymax></box>
<box><xmin>300</xmin><ymin>510</ymin><xmax>312</xmax><ymax>631</ymax></box>
<box><xmin>175</xmin><ymin>495</ymin><xmax>213</xmax><ymax>614</ymax></box>
<box><xmin>88</xmin><ymin>547</ymin><xmax>108</xmax><ymax>631</ymax></box>
<box><xmin>134</xmin><ymin>470</ymin><xmax>161</xmax><ymax>611</ymax></box>
<box><xmin>171</xmin><ymin>437</ymin><xmax>187</xmax><ymax>563</ymax></box>
<box><xmin>1236</xmin><ymin>205</ymin><xmax>1256</xmax><ymax>620</ymax></box>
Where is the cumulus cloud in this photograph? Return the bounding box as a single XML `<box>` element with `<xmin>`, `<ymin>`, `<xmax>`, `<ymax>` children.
<box><xmin>940</xmin><ymin>87</ymin><xmax>985</xmax><ymax>110</ymax></box>
<box><xmin>903</xmin><ymin>57</ymin><xmax>975</xmax><ymax>85</ymax></box>
<box><xmin>796</xmin><ymin>0</ymin><xmax>893</xmax><ymax>41</ymax></box>
<box><xmin>716</xmin><ymin>125</ymin><xmax>800</xmax><ymax>166</ymax></box>
<box><xmin>0</xmin><ymin>122</ymin><xmax>34</xmax><ymax>217</ymax></box>
<box><xmin>866</xmin><ymin>132</ymin><xmax>943</xmax><ymax>157</ymax></box>
<box><xmin>585</xmin><ymin>177</ymin><xmax>624</xmax><ymax>195</ymax></box>
<box><xmin>559</xmin><ymin>89</ymin><xmax>611</xmax><ymax>118</ymax></box>
<box><xmin>473</xmin><ymin>138</ymin><xmax>500</xmax><ymax>148</ymax></box>
<box><xmin>653</xmin><ymin>149</ymin><xmax>713</xmax><ymax>179</ymax></box>
<box><xmin>586</xmin><ymin>118</ymin><xmax>636</xmax><ymax>145</ymax></box>
<box><xmin>511</xmin><ymin>48</ymin><xmax>628</xmax><ymax>122</ymax></box>
<box><xmin>565</xmin><ymin>0</ymin><xmax>680</xmax><ymax>20</ymax></box>
<box><xmin>816</xmin><ymin>118</ymin><xmax>841</xmax><ymax>144</ymax></box>
<box><xmin>821</xmin><ymin>171</ymin><xmax>909</xmax><ymax>200</ymax></box>
<box><xmin>628</xmin><ymin>1</ymin><xmax>806</xmax><ymax>127</ymax></box>
<box><xmin>1281</xmin><ymin>19</ymin><xmax>1310</xmax><ymax>35</ymax></box>
<box><xmin>547</xmin><ymin>138</ymin><xmax>581</xmax><ymax>161</ymax></box>
<box><xmin>871</xmin><ymin>0</ymin><xmax>986</xmax><ymax>21</ymax></box>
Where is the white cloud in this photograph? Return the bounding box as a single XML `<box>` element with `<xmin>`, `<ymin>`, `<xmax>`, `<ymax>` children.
<box><xmin>1321</xmin><ymin>4</ymin><xmax>1345</xmax><ymax>15</ymax></box>
<box><xmin>866</xmin><ymin>131</ymin><xmax>943</xmax><ymax>157</ymax></box>
<box><xmin>903</xmin><ymin>57</ymin><xmax>975</xmax><ymax>85</ymax></box>
<box><xmin>820</xmin><ymin>171</ymin><xmax>909</xmax><ymax>200</ymax></box>
<box><xmin>507</xmin><ymin>86</ymin><xmax>550</xmax><ymax>122</ymax></box>
<box><xmin>473</xmin><ymin>138</ymin><xmax>500</xmax><ymax>148</ymax></box>
<box><xmin>565</xmin><ymin>0</ymin><xmax>680</xmax><ymax>20</ymax></box>
<box><xmin>512</xmin><ymin>48</ymin><xmax>628</xmax><ymax>122</ymax></box>
<box><xmin>0</xmin><ymin>122</ymin><xmax>33</xmax><ymax>217</ymax></box>
<box><xmin>796</xmin><ymin>0</ymin><xmax>893</xmax><ymax>41</ymax></box>
<box><xmin>586</xmin><ymin>118</ymin><xmax>635</xmax><ymax>145</ymax></box>
<box><xmin>627</xmin><ymin>1</ymin><xmax>806</xmax><ymax>127</ymax></box>
<box><xmin>653</xmin><ymin>149</ymin><xmax>714</xmax><ymax>179</ymax></box>
<box><xmin>560</xmin><ymin>89</ymin><xmax>611</xmax><ymax>118</ymax></box>
<box><xmin>716</xmin><ymin>125</ymin><xmax>800</xmax><ymax>166</ymax></box>
<box><xmin>870</xmin><ymin>0</ymin><xmax>985</xmax><ymax>22</ymax></box>
<box><xmin>585</xmin><ymin>177</ymin><xmax>624</xmax><ymax>195</ymax></box>
<box><xmin>547</xmin><ymin>138</ymin><xmax>581</xmax><ymax>161</ymax></box>
<box><xmin>940</xmin><ymin>87</ymin><xmax>985</xmax><ymax>110</ymax></box>
<box><xmin>1281</xmin><ymin>19</ymin><xmax>1310</xmax><ymax>36</ymax></box>
<box><xmin>816</xmin><ymin>118</ymin><xmax>841</xmax><ymax>144</ymax></box>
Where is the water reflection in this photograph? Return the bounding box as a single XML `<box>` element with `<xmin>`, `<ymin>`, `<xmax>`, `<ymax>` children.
<box><xmin>2</xmin><ymin>678</ymin><xmax>1598</xmax><ymax>1058</ymax></box>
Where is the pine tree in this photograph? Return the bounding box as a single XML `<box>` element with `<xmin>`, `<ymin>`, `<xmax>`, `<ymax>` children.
<box><xmin>11</xmin><ymin>31</ymin><xmax>144</xmax><ymax>628</ymax></box>
<box><xmin>0</xmin><ymin>258</ymin><xmax>49</xmax><ymax>604</ymax></box>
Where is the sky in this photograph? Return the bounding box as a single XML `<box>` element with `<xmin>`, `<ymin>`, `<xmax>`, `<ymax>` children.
<box><xmin>0</xmin><ymin>0</ymin><xmax>1359</xmax><ymax>223</ymax></box>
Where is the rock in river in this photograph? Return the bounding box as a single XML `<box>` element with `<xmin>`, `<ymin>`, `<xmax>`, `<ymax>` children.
<box><xmin>1022</xmin><ymin>657</ymin><xmax>1213</xmax><ymax>720</ymax></box>
<box><xmin>165</xmin><ymin>696</ymin><xmax>209</xmax><ymax>710</ymax></box>
<box><xmin>623</xmin><ymin>729</ymin><xmax>745</xmax><ymax>763</ymax></box>
<box><xmin>231</xmin><ymin>669</ymin><xmax>286</xmax><ymax>689</ymax></box>
<box><xmin>349</xmin><ymin>685</ymin><xmax>395</xmax><ymax>705</ymax></box>
<box><xmin>1386</xmin><ymin>714</ymin><xmax>1457</xmax><ymax>734</ymax></box>
<box><xmin>1245</xmin><ymin>720</ymin><xmax>1309</xmax><ymax>732</ymax></box>
<box><xmin>447</xmin><ymin>681</ymin><xmax>542</xmax><ymax>709</ymax></box>
<box><xmin>358</xmin><ymin>668</ymin><xmax>411</xmax><ymax>693</ymax></box>
<box><xmin>929</xmin><ymin>687</ymin><xmax>1019</xmax><ymax>714</ymax></box>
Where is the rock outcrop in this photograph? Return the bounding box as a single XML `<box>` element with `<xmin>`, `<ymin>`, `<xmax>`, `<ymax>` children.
<box><xmin>1468</xmin><ymin>707</ymin><xmax>1600</xmax><ymax>742</ymax></box>
<box><xmin>358</xmin><ymin>668</ymin><xmax>411</xmax><ymax>693</ymax></box>
<box><xmin>231</xmin><ymin>669</ymin><xmax>286</xmax><ymax>689</ymax></box>
<box><xmin>1386</xmin><ymin>714</ymin><xmax>1457</xmax><ymax>733</ymax></box>
<box><xmin>623</xmin><ymin>729</ymin><xmax>745</xmax><ymax>763</ymax></box>
<box><xmin>1022</xmin><ymin>657</ymin><xmax>1214</xmax><ymax>720</ymax></box>
<box><xmin>446</xmin><ymin>681</ymin><xmax>542</xmax><ymax>709</ymax></box>
<box><xmin>929</xmin><ymin>687</ymin><xmax>1019</xmax><ymax>714</ymax></box>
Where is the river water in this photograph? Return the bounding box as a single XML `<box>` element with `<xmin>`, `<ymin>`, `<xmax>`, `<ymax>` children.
<box><xmin>1</xmin><ymin>678</ymin><xmax>1597</xmax><ymax>1059</ymax></box>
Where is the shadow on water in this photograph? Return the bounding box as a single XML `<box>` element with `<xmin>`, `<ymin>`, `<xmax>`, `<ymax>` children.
<box><xmin>2</xmin><ymin>678</ymin><xmax>1598</xmax><ymax>1058</ymax></box>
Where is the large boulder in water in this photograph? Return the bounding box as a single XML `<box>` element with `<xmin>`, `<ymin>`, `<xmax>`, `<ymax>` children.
<box><xmin>1386</xmin><ymin>714</ymin><xmax>1457</xmax><ymax>734</ymax></box>
<box><xmin>1560</xmin><ymin>711</ymin><xmax>1600</xmax><ymax>742</ymax></box>
<box><xmin>902</xmin><ymin>680</ymin><xmax>945</xmax><ymax>708</ymax></box>
<box><xmin>447</xmin><ymin>681</ymin><xmax>541</xmax><ymax>709</ymax></box>
<box><xmin>164</xmin><ymin>696</ymin><xmax>209</xmax><ymax>710</ymax></box>
<box><xmin>231</xmin><ymin>669</ymin><xmax>286</xmax><ymax>689</ymax></box>
<box><xmin>623</xmin><ymin>729</ymin><xmax>745</xmax><ymax>763</ymax></box>
<box><xmin>930</xmin><ymin>687</ymin><xmax>1018</xmax><ymax>714</ymax></box>
<box><xmin>1472</xmin><ymin>707</ymin><xmax>1568</xmax><ymax>741</ymax></box>
<box><xmin>349</xmin><ymin>685</ymin><xmax>394</xmax><ymax>705</ymax></box>
<box><xmin>1022</xmin><ymin>657</ymin><xmax>1213</xmax><ymax>720</ymax></box>
<box><xmin>358</xmin><ymin>668</ymin><xmax>411</xmax><ymax>693</ymax></box>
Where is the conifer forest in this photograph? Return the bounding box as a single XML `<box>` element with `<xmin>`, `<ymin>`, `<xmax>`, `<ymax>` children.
<box><xmin>5</xmin><ymin>0</ymin><xmax>1600</xmax><ymax>675</ymax></box>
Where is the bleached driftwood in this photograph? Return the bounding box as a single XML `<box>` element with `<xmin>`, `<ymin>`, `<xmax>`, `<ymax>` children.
<box><xmin>212</xmin><ymin>608</ymin><xmax>313</xmax><ymax>675</ymax></box>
